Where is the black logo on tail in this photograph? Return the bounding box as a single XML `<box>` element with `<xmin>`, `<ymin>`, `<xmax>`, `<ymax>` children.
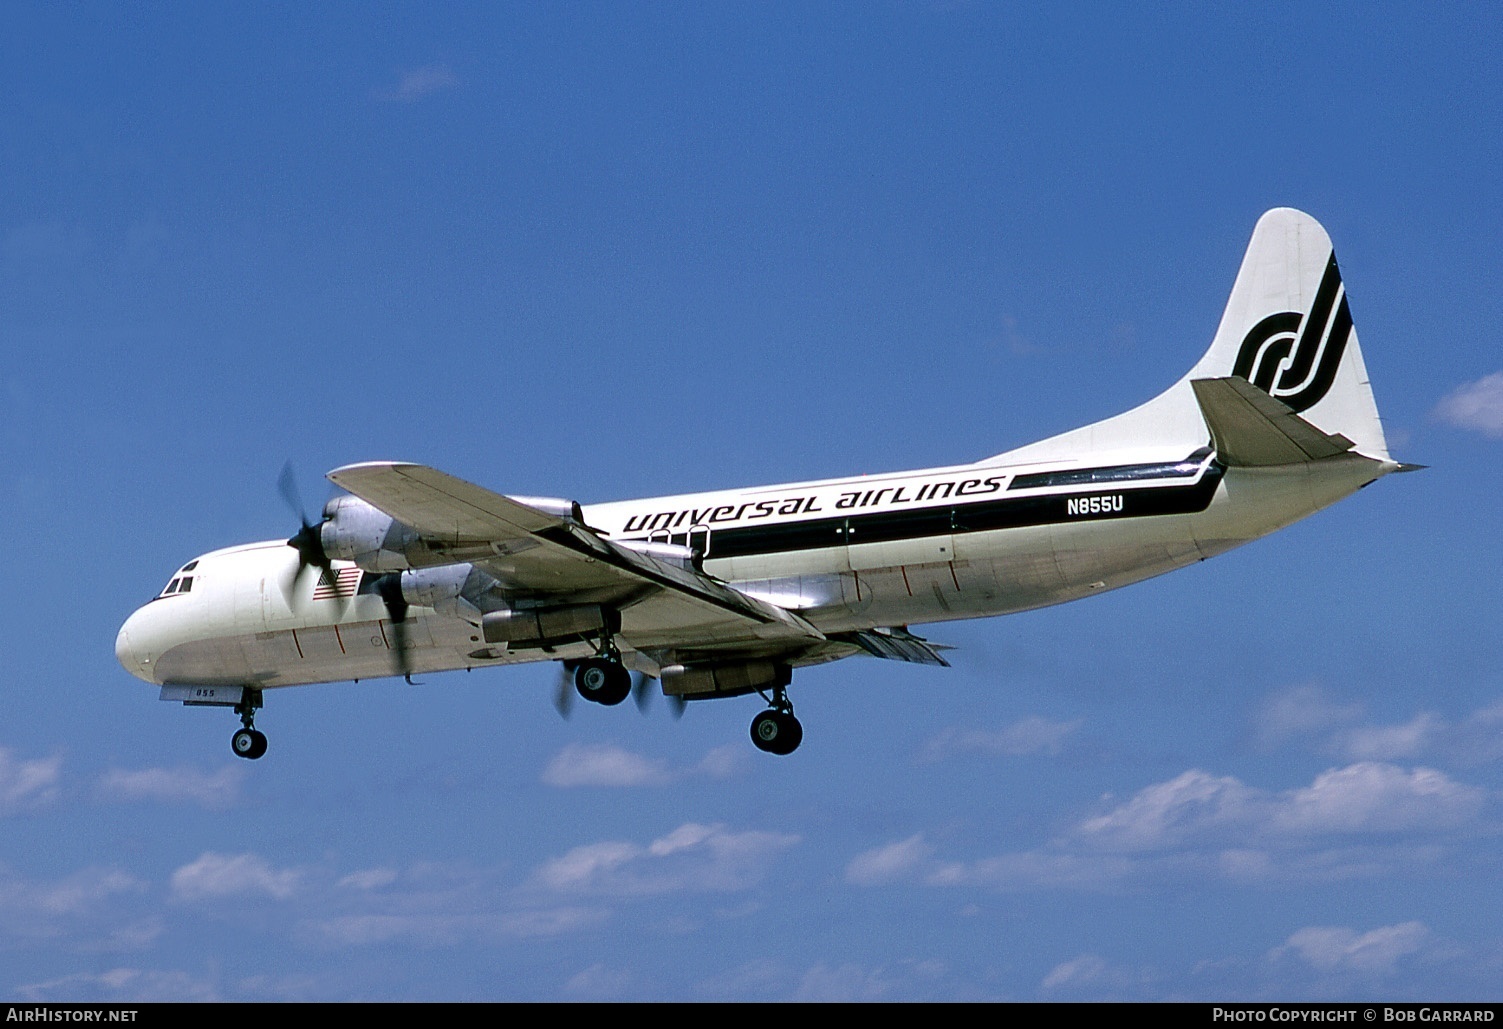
<box><xmin>1231</xmin><ymin>253</ymin><xmax>1352</xmax><ymax>413</ymax></box>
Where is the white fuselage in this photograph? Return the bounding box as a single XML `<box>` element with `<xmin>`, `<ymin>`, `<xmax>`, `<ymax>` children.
<box><xmin>114</xmin><ymin>446</ymin><xmax>1386</xmax><ymax>691</ymax></box>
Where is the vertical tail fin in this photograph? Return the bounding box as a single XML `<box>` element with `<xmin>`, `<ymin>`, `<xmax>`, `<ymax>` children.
<box><xmin>1188</xmin><ymin>208</ymin><xmax>1390</xmax><ymax>461</ymax></box>
<box><xmin>987</xmin><ymin>208</ymin><xmax>1391</xmax><ymax>466</ymax></box>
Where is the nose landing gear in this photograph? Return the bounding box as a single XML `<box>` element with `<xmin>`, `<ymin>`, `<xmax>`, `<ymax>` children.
<box><xmin>231</xmin><ymin>689</ymin><xmax>267</xmax><ymax>760</ymax></box>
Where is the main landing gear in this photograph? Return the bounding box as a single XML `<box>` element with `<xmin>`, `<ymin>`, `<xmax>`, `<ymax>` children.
<box><xmin>750</xmin><ymin>684</ymin><xmax>802</xmax><ymax>756</ymax></box>
<box><xmin>572</xmin><ymin>629</ymin><xmax>632</xmax><ymax>707</ymax></box>
<box><xmin>231</xmin><ymin>689</ymin><xmax>267</xmax><ymax>760</ymax></box>
<box><xmin>574</xmin><ymin>656</ymin><xmax>632</xmax><ymax>706</ymax></box>
<box><xmin>565</xmin><ymin>627</ymin><xmax>804</xmax><ymax>755</ymax></box>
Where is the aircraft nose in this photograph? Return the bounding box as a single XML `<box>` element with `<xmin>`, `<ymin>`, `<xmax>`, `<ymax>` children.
<box><xmin>115</xmin><ymin>612</ymin><xmax>152</xmax><ymax>682</ymax></box>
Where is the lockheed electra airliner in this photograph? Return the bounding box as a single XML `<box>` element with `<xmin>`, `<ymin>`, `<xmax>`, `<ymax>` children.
<box><xmin>117</xmin><ymin>209</ymin><xmax>1414</xmax><ymax>758</ymax></box>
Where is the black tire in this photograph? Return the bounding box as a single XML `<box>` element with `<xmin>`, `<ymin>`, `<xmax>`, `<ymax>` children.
<box><xmin>599</xmin><ymin>663</ymin><xmax>632</xmax><ymax>706</ymax></box>
<box><xmin>771</xmin><ymin>712</ymin><xmax>803</xmax><ymax>755</ymax></box>
<box><xmin>750</xmin><ymin>710</ymin><xmax>782</xmax><ymax>752</ymax></box>
<box><xmin>232</xmin><ymin>728</ymin><xmax>260</xmax><ymax>759</ymax></box>
<box><xmin>576</xmin><ymin>659</ymin><xmax>631</xmax><ymax>706</ymax></box>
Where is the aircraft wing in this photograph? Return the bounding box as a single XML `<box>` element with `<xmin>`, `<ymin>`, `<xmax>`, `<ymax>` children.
<box><xmin>326</xmin><ymin>462</ymin><xmax>827</xmax><ymax>659</ymax></box>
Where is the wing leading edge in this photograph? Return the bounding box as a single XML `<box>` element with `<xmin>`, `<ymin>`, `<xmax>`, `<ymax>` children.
<box><xmin>326</xmin><ymin>462</ymin><xmax>828</xmax><ymax>662</ymax></box>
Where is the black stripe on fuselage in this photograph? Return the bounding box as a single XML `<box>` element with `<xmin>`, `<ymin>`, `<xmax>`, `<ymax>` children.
<box><xmin>1008</xmin><ymin>448</ymin><xmax>1211</xmax><ymax>491</ymax></box>
<box><xmin>625</xmin><ymin>462</ymin><xmax>1226</xmax><ymax>561</ymax></box>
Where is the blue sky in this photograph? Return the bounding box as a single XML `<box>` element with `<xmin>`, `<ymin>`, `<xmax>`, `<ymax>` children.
<box><xmin>3</xmin><ymin>2</ymin><xmax>1501</xmax><ymax>1001</ymax></box>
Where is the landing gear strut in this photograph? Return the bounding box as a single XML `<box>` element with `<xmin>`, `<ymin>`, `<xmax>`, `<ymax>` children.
<box><xmin>750</xmin><ymin>683</ymin><xmax>802</xmax><ymax>756</ymax></box>
<box><xmin>230</xmin><ymin>688</ymin><xmax>267</xmax><ymax>760</ymax></box>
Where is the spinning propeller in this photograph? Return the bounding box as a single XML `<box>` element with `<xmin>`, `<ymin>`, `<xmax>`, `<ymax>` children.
<box><xmin>372</xmin><ymin>572</ymin><xmax>416</xmax><ymax>682</ymax></box>
<box><xmin>278</xmin><ymin>463</ymin><xmax>414</xmax><ymax>681</ymax></box>
<box><xmin>278</xmin><ymin>462</ymin><xmax>339</xmax><ymax>611</ymax></box>
<box><xmin>633</xmin><ymin>671</ymin><xmax>686</xmax><ymax>719</ymax></box>
<box><xmin>553</xmin><ymin>661</ymin><xmax>577</xmax><ymax>719</ymax></box>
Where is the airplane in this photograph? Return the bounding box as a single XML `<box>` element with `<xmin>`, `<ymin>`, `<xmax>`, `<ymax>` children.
<box><xmin>116</xmin><ymin>208</ymin><xmax>1415</xmax><ymax>760</ymax></box>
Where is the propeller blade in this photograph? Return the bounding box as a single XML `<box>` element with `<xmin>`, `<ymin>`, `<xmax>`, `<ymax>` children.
<box><xmin>553</xmin><ymin>661</ymin><xmax>576</xmax><ymax>719</ymax></box>
<box><xmin>631</xmin><ymin>671</ymin><xmax>652</xmax><ymax>714</ymax></box>
<box><xmin>278</xmin><ymin>462</ymin><xmax>343</xmax><ymax>616</ymax></box>
<box><xmin>627</xmin><ymin>671</ymin><xmax>684</xmax><ymax>719</ymax></box>
<box><xmin>374</xmin><ymin>573</ymin><xmax>415</xmax><ymax>682</ymax></box>
<box><xmin>277</xmin><ymin>461</ymin><xmax>307</xmax><ymax>525</ymax></box>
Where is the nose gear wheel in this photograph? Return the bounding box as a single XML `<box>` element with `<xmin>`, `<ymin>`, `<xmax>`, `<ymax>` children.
<box><xmin>230</xmin><ymin>689</ymin><xmax>267</xmax><ymax>760</ymax></box>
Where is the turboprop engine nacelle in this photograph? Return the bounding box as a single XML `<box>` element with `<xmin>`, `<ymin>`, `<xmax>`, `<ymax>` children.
<box><xmin>660</xmin><ymin>661</ymin><xmax>792</xmax><ymax>699</ymax></box>
<box><xmin>321</xmin><ymin>493</ymin><xmax>587</xmax><ymax>572</ymax></box>
<box><xmin>376</xmin><ymin>563</ymin><xmax>510</xmax><ymax>624</ymax></box>
<box><xmin>320</xmin><ymin>495</ymin><xmax>423</xmax><ymax>571</ymax></box>
<box><xmin>508</xmin><ymin>495</ymin><xmax>586</xmax><ymax>524</ymax></box>
<box><xmin>481</xmin><ymin>604</ymin><xmax>615</xmax><ymax>647</ymax></box>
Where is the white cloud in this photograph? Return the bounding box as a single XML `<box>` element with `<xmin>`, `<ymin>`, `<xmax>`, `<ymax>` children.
<box><xmin>1274</xmin><ymin>921</ymin><xmax>1431</xmax><ymax>975</ymax></box>
<box><xmin>563</xmin><ymin>963</ymin><xmax>637</xmax><ymax>1000</ymax></box>
<box><xmin>96</xmin><ymin>764</ymin><xmax>244</xmax><ymax>809</ymax></box>
<box><xmin>292</xmin><ymin>860</ymin><xmax>612</xmax><ymax>948</ymax></box>
<box><xmin>303</xmin><ymin>906</ymin><xmax>606</xmax><ymax>947</ymax></box>
<box><xmin>1330</xmin><ymin>713</ymin><xmax>1443</xmax><ymax>761</ymax></box>
<box><xmin>14</xmin><ymin>967</ymin><xmax>220</xmax><ymax>1003</ymax></box>
<box><xmin>532</xmin><ymin>822</ymin><xmax>799</xmax><ymax>896</ymax></box>
<box><xmin>0</xmin><ymin>866</ymin><xmax>146</xmax><ymax>942</ymax></box>
<box><xmin>542</xmin><ymin>742</ymin><xmax>748</xmax><ymax>787</ymax></box>
<box><xmin>379</xmin><ymin>65</ymin><xmax>459</xmax><ymax>103</ymax></box>
<box><xmin>846</xmin><ymin>834</ymin><xmax>1134</xmax><ymax>892</ymax></box>
<box><xmin>1</xmin><ymin>866</ymin><xmax>143</xmax><ymax>917</ymax></box>
<box><xmin>1077</xmin><ymin>763</ymin><xmax>1487</xmax><ymax>852</ymax></box>
<box><xmin>1253</xmin><ymin>683</ymin><xmax>1364</xmax><ymax>749</ymax></box>
<box><xmin>0</xmin><ymin>746</ymin><xmax>62</xmax><ymax>814</ymax></box>
<box><xmin>170</xmin><ymin>852</ymin><xmax>300</xmax><ymax>902</ymax></box>
<box><xmin>1271</xmin><ymin>763</ymin><xmax>1485</xmax><ymax>834</ymax></box>
<box><xmin>1453</xmin><ymin>701</ymin><xmax>1503</xmax><ymax>764</ymax></box>
<box><xmin>917</xmin><ymin>716</ymin><xmax>1081</xmax><ymax>762</ymax></box>
<box><xmin>1434</xmin><ymin>372</ymin><xmax>1503</xmax><ymax>437</ymax></box>
<box><xmin>695</xmin><ymin>958</ymin><xmax>962</xmax><ymax>1003</ymax></box>
<box><xmin>1259</xmin><ymin>688</ymin><xmax>1503</xmax><ymax>766</ymax></box>
<box><xmin>791</xmin><ymin>963</ymin><xmax>894</xmax><ymax>1002</ymax></box>
<box><xmin>1327</xmin><ymin>701</ymin><xmax>1503</xmax><ymax>766</ymax></box>
<box><xmin>846</xmin><ymin>834</ymin><xmax>934</xmax><ymax>885</ymax></box>
<box><xmin>928</xmin><ymin>851</ymin><xmax>1137</xmax><ymax>891</ymax></box>
<box><xmin>336</xmin><ymin>867</ymin><xmax>398</xmax><ymax>891</ymax></box>
<box><xmin>1040</xmin><ymin>953</ymin><xmax>1139</xmax><ymax>994</ymax></box>
<box><xmin>693</xmin><ymin>959</ymin><xmax>788</xmax><ymax>1000</ymax></box>
<box><xmin>695</xmin><ymin>744</ymin><xmax>748</xmax><ymax>779</ymax></box>
<box><xmin>848</xmin><ymin>761</ymin><xmax>1492</xmax><ymax>894</ymax></box>
<box><xmin>542</xmin><ymin>743</ymin><xmax>674</xmax><ymax>787</ymax></box>
<box><xmin>1077</xmin><ymin>770</ymin><xmax>1258</xmax><ymax>851</ymax></box>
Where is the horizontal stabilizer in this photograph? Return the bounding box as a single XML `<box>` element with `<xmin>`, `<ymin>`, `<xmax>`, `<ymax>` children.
<box><xmin>834</xmin><ymin>627</ymin><xmax>952</xmax><ymax>667</ymax></box>
<box><xmin>1191</xmin><ymin>376</ymin><xmax>1355</xmax><ymax>467</ymax></box>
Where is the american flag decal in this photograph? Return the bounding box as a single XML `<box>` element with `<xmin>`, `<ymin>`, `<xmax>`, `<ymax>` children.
<box><xmin>312</xmin><ymin>566</ymin><xmax>361</xmax><ymax>601</ymax></box>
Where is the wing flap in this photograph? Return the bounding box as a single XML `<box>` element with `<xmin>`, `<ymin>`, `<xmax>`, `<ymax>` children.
<box><xmin>833</xmin><ymin>627</ymin><xmax>952</xmax><ymax>666</ymax></box>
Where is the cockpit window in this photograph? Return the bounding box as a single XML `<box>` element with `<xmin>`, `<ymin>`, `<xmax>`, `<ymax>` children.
<box><xmin>158</xmin><ymin>563</ymin><xmax>200</xmax><ymax>598</ymax></box>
